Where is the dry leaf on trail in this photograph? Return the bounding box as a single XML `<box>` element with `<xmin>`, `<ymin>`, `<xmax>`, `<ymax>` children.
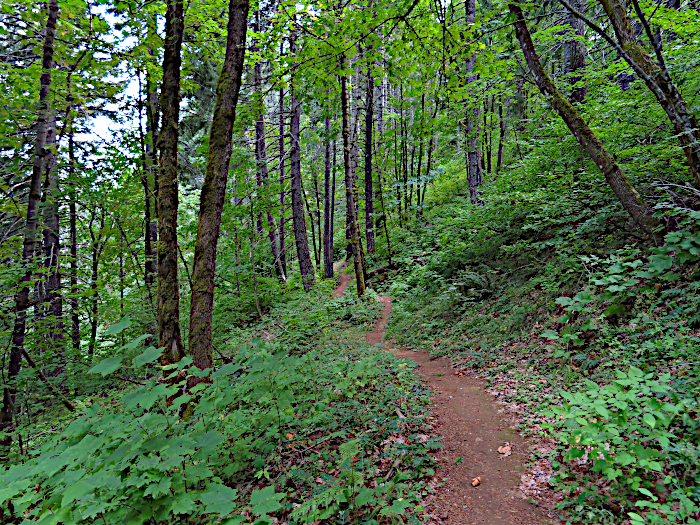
<box><xmin>285</xmin><ymin>432</ymin><xmax>294</xmax><ymax>439</ymax></box>
<box><xmin>498</xmin><ymin>444</ymin><xmax>512</xmax><ymax>456</ymax></box>
<box><xmin>315</xmin><ymin>477</ymin><xmax>324</xmax><ymax>485</ymax></box>
<box><xmin>471</xmin><ymin>476</ymin><xmax>481</xmax><ymax>487</ymax></box>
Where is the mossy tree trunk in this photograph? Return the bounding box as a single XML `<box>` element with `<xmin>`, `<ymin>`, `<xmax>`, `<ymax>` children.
<box><xmin>156</xmin><ymin>0</ymin><xmax>185</xmax><ymax>366</ymax></box>
<box><xmin>510</xmin><ymin>3</ymin><xmax>657</xmax><ymax>231</ymax></box>
<box><xmin>290</xmin><ymin>29</ymin><xmax>315</xmax><ymax>291</ymax></box>
<box><xmin>340</xmin><ymin>53</ymin><xmax>366</xmax><ymax>297</ymax></box>
<box><xmin>188</xmin><ymin>0</ymin><xmax>250</xmax><ymax>372</ymax></box>
<box><xmin>560</xmin><ymin>0</ymin><xmax>700</xmax><ymax>187</ymax></box>
<box><xmin>465</xmin><ymin>0</ymin><xmax>482</xmax><ymax>204</ymax></box>
<box><xmin>323</xmin><ymin>115</ymin><xmax>334</xmax><ymax>279</ymax></box>
<box><xmin>364</xmin><ymin>61</ymin><xmax>375</xmax><ymax>254</ymax></box>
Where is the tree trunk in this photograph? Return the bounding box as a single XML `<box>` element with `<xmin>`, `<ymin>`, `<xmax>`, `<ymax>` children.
<box><xmin>290</xmin><ymin>29</ymin><xmax>315</xmax><ymax>291</ymax></box>
<box><xmin>144</xmin><ymin>13</ymin><xmax>159</xmax><ymax>289</ymax></box>
<box><xmin>2</xmin><ymin>0</ymin><xmax>59</xmax><ymax>457</ymax></box>
<box><xmin>68</xmin><ymin>131</ymin><xmax>79</xmax><ymax>351</ymax></box>
<box><xmin>364</xmin><ymin>63</ymin><xmax>375</xmax><ymax>253</ymax></box>
<box><xmin>302</xmin><ymin>176</ymin><xmax>320</xmax><ymax>270</ymax></box>
<box><xmin>41</xmin><ymin>114</ymin><xmax>64</xmax><ymax>369</ymax></box>
<box><xmin>312</xmin><ymin>161</ymin><xmax>322</xmax><ymax>270</ymax></box>
<box><xmin>253</xmin><ymin>11</ymin><xmax>285</xmax><ymax>282</ymax></box>
<box><xmin>323</xmin><ymin>116</ymin><xmax>334</xmax><ymax>278</ymax></box>
<box><xmin>563</xmin><ymin>0</ymin><xmax>587</xmax><ymax>103</ymax></box>
<box><xmin>330</xmin><ymin>140</ymin><xmax>337</xmax><ymax>262</ymax></box>
<box><xmin>340</xmin><ymin>55</ymin><xmax>366</xmax><ymax>296</ymax></box>
<box><xmin>188</xmin><ymin>0</ymin><xmax>249</xmax><ymax>372</ymax></box>
<box><xmin>465</xmin><ymin>0</ymin><xmax>482</xmax><ymax>204</ymax></box>
<box><xmin>156</xmin><ymin>0</ymin><xmax>185</xmax><ymax>366</ymax></box>
<box><xmin>496</xmin><ymin>100</ymin><xmax>505</xmax><ymax>173</ymax></box>
<box><xmin>87</xmin><ymin>211</ymin><xmax>105</xmax><ymax>358</ymax></box>
<box><xmin>561</xmin><ymin>0</ymin><xmax>700</xmax><ymax>187</ymax></box>
<box><xmin>510</xmin><ymin>3</ymin><xmax>656</xmax><ymax>231</ymax></box>
<box><xmin>278</xmin><ymin>75</ymin><xmax>287</xmax><ymax>277</ymax></box>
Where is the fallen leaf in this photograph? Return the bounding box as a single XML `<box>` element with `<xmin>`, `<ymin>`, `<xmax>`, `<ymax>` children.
<box><xmin>286</xmin><ymin>432</ymin><xmax>295</xmax><ymax>440</ymax></box>
<box><xmin>538</xmin><ymin>379</ymin><xmax>547</xmax><ymax>383</ymax></box>
<box><xmin>471</xmin><ymin>476</ymin><xmax>481</xmax><ymax>487</ymax></box>
<box><xmin>315</xmin><ymin>478</ymin><xmax>324</xmax><ymax>485</ymax></box>
<box><xmin>498</xmin><ymin>444</ymin><xmax>512</xmax><ymax>457</ymax></box>
<box><xmin>395</xmin><ymin>408</ymin><xmax>406</xmax><ymax>419</ymax></box>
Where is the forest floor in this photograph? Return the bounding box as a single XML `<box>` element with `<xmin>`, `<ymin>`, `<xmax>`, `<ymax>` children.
<box><xmin>332</xmin><ymin>264</ymin><xmax>550</xmax><ymax>525</ymax></box>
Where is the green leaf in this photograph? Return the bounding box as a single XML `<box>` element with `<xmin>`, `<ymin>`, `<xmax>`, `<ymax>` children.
<box><xmin>642</xmin><ymin>413</ymin><xmax>656</xmax><ymax>429</ymax></box>
<box><xmin>133</xmin><ymin>346</ymin><xmax>162</xmax><ymax>368</ymax></box>
<box><xmin>171</xmin><ymin>493</ymin><xmax>197</xmax><ymax>515</ymax></box>
<box><xmin>61</xmin><ymin>479</ymin><xmax>92</xmax><ymax>507</ymax></box>
<box><xmin>354</xmin><ymin>487</ymin><xmax>376</xmax><ymax>507</ymax></box>
<box><xmin>211</xmin><ymin>363</ymin><xmax>241</xmax><ymax>379</ymax></box>
<box><xmin>250</xmin><ymin>486</ymin><xmax>285</xmax><ymax>516</ymax></box>
<box><xmin>104</xmin><ymin>316</ymin><xmax>132</xmax><ymax>335</ymax></box>
<box><xmin>87</xmin><ymin>356</ymin><xmax>123</xmax><ymax>376</ymax></box>
<box><xmin>200</xmin><ymin>483</ymin><xmax>238</xmax><ymax>516</ymax></box>
<box><xmin>540</xmin><ymin>329</ymin><xmax>560</xmax><ymax>340</ymax></box>
<box><xmin>380</xmin><ymin>498</ymin><xmax>412</xmax><ymax>516</ymax></box>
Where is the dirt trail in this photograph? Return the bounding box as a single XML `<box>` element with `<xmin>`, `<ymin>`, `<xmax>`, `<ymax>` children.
<box><xmin>334</xmin><ymin>270</ymin><xmax>546</xmax><ymax>524</ymax></box>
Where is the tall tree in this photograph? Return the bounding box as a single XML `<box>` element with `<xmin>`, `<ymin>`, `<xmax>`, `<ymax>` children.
<box><xmin>562</xmin><ymin>0</ymin><xmax>587</xmax><ymax>103</ymax></box>
<box><xmin>2</xmin><ymin>0</ymin><xmax>60</xmax><ymax>455</ymax></box>
<box><xmin>156</xmin><ymin>0</ymin><xmax>186</xmax><ymax>365</ymax></box>
<box><xmin>289</xmin><ymin>28</ymin><xmax>315</xmax><ymax>291</ymax></box>
<box><xmin>323</xmin><ymin>115</ymin><xmax>334</xmax><ymax>278</ymax></box>
<box><xmin>189</xmin><ymin>0</ymin><xmax>250</xmax><ymax>372</ymax></box>
<box><xmin>340</xmin><ymin>54</ymin><xmax>366</xmax><ymax>296</ymax></box>
<box><xmin>364</xmin><ymin>60</ymin><xmax>375</xmax><ymax>254</ymax></box>
<box><xmin>465</xmin><ymin>0</ymin><xmax>482</xmax><ymax>204</ymax></box>
<box><xmin>252</xmin><ymin>10</ymin><xmax>285</xmax><ymax>281</ymax></box>
<box><xmin>509</xmin><ymin>2</ymin><xmax>656</xmax><ymax>230</ymax></box>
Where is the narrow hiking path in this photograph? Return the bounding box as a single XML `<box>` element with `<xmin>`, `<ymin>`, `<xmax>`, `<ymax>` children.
<box><xmin>333</xmin><ymin>265</ymin><xmax>548</xmax><ymax>525</ymax></box>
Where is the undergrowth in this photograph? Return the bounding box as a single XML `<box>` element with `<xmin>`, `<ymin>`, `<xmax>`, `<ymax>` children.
<box><xmin>1</xmin><ymin>278</ymin><xmax>440</xmax><ymax>525</ymax></box>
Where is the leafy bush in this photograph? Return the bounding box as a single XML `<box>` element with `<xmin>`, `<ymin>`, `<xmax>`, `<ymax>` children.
<box><xmin>546</xmin><ymin>368</ymin><xmax>699</xmax><ymax>524</ymax></box>
<box><xmin>0</xmin><ymin>337</ymin><xmax>436</xmax><ymax>525</ymax></box>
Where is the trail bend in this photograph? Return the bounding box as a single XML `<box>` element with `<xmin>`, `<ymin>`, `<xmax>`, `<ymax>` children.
<box><xmin>332</xmin><ymin>266</ymin><xmax>550</xmax><ymax>525</ymax></box>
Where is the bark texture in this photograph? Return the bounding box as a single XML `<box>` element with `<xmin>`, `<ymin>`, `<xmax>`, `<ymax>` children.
<box><xmin>290</xmin><ymin>31</ymin><xmax>315</xmax><ymax>291</ymax></box>
<box><xmin>340</xmin><ymin>55</ymin><xmax>366</xmax><ymax>296</ymax></box>
<box><xmin>188</xmin><ymin>0</ymin><xmax>250</xmax><ymax>372</ymax></box>
<box><xmin>510</xmin><ymin>3</ymin><xmax>656</xmax><ymax>231</ymax></box>
<box><xmin>2</xmin><ymin>0</ymin><xmax>59</xmax><ymax>456</ymax></box>
<box><xmin>561</xmin><ymin>0</ymin><xmax>700</xmax><ymax>186</ymax></box>
<box><xmin>563</xmin><ymin>0</ymin><xmax>587</xmax><ymax>103</ymax></box>
<box><xmin>253</xmin><ymin>11</ymin><xmax>285</xmax><ymax>282</ymax></box>
<box><xmin>465</xmin><ymin>0</ymin><xmax>482</xmax><ymax>204</ymax></box>
<box><xmin>156</xmin><ymin>0</ymin><xmax>185</xmax><ymax>366</ymax></box>
<box><xmin>365</xmin><ymin>64</ymin><xmax>375</xmax><ymax>254</ymax></box>
<box><xmin>323</xmin><ymin>115</ymin><xmax>334</xmax><ymax>279</ymax></box>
